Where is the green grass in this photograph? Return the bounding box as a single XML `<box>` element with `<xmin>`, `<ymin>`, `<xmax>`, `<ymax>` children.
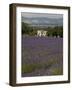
<box><xmin>22</xmin><ymin>63</ymin><xmax>42</xmax><ymax>73</ymax></box>
<box><xmin>22</xmin><ymin>59</ymin><xmax>56</xmax><ymax>73</ymax></box>
<box><xmin>51</xmin><ymin>67</ymin><xmax>63</xmax><ymax>75</ymax></box>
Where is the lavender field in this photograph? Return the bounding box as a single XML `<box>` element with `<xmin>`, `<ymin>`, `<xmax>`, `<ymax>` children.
<box><xmin>22</xmin><ymin>36</ymin><xmax>63</xmax><ymax>77</ymax></box>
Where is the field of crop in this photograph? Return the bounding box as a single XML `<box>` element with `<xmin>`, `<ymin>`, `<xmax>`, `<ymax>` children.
<box><xmin>21</xmin><ymin>36</ymin><xmax>63</xmax><ymax>77</ymax></box>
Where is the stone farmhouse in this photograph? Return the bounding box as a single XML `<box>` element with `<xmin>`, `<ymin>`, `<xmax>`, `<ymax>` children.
<box><xmin>37</xmin><ymin>30</ymin><xmax>47</xmax><ymax>37</ymax></box>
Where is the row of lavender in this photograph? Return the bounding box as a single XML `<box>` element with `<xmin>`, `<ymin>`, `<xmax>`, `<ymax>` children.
<box><xmin>22</xmin><ymin>36</ymin><xmax>63</xmax><ymax>77</ymax></box>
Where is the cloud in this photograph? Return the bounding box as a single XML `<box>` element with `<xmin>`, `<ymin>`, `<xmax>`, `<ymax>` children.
<box><xmin>21</xmin><ymin>12</ymin><xmax>63</xmax><ymax>26</ymax></box>
<box><xmin>21</xmin><ymin>12</ymin><xmax>63</xmax><ymax>19</ymax></box>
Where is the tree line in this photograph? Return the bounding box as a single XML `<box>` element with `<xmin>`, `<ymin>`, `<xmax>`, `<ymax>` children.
<box><xmin>22</xmin><ymin>22</ymin><xmax>63</xmax><ymax>37</ymax></box>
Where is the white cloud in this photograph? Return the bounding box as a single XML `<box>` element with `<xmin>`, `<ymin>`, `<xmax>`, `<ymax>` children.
<box><xmin>21</xmin><ymin>12</ymin><xmax>63</xmax><ymax>19</ymax></box>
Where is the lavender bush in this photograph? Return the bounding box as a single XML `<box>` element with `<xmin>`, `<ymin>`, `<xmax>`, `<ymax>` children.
<box><xmin>22</xmin><ymin>36</ymin><xmax>63</xmax><ymax>77</ymax></box>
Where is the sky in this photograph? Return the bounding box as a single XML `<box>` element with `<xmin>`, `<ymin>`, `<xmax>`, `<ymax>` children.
<box><xmin>21</xmin><ymin>12</ymin><xmax>63</xmax><ymax>27</ymax></box>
